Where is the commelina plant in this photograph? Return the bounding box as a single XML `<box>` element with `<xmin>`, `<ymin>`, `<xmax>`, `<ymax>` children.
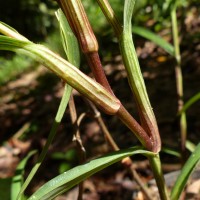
<box><xmin>0</xmin><ymin>0</ymin><xmax>200</xmax><ymax>200</ymax></box>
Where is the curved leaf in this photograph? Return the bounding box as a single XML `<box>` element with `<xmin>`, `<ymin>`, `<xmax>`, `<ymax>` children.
<box><xmin>0</xmin><ymin>34</ymin><xmax>120</xmax><ymax>115</ymax></box>
<box><xmin>17</xmin><ymin>13</ymin><xmax>81</xmax><ymax>198</ymax></box>
<box><xmin>120</xmin><ymin>0</ymin><xmax>161</xmax><ymax>152</ymax></box>
<box><xmin>186</xmin><ymin>140</ymin><xmax>196</xmax><ymax>153</ymax></box>
<box><xmin>171</xmin><ymin>143</ymin><xmax>200</xmax><ymax>200</ymax></box>
<box><xmin>0</xmin><ymin>21</ymin><xmax>29</xmax><ymax>41</ymax></box>
<box><xmin>178</xmin><ymin>92</ymin><xmax>200</xmax><ymax>115</ymax></box>
<box><xmin>132</xmin><ymin>26</ymin><xmax>174</xmax><ymax>56</ymax></box>
<box><xmin>11</xmin><ymin>150</ymin><xmax>37</xmax><ymax>200</ymax></box>
<box><xmin>55</xmin><ymin>9</ymin><xmax>80</xmax><ymax>67</ymax></box>
<box><xmin>28</xmin><ymin>147</ymin><xmax>155</xmax><ymax>200</ymax></box>
<box><xmin>161</xmin><ymin>147</ymin><xmax>181</xmax><ymax>158</ymax></box>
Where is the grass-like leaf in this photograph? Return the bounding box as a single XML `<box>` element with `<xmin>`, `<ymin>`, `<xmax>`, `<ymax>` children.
<box><xmin>161</xmin><ymin>147</ymin><xmax>181</xmax><ymax>158</ymax></box>
<box><xmin>0</xmin><ymin>21</ymin><xmax>28</xmax><ymax>41</ymax></box>
<box><xmin>120</xmin><ymin>0</ymin><xmax>161</xmax><ymax>152</ymax></box>
<box><xmin>28</xmin><ymin>147</ymin><xmax>155</xmax><ymax>200</ymax></box>
<box><xmin>186</xmin><ymin>140</ymin><xmax>196</xmax><ymax>153</ymax></box>
<box><xmin>55</xmin><ymin>9</ymin><xmax>80</xmax><ymax>67</ymax></box>
<box><xmin>178</xmin><ymin>92</ymin><xmax>200</xmax><ymax>115</ymax></box>
<box><xmin>132</xmin><ymin>26</ymin><xmax>174</xmax><ymax>56</ymax></box>
<box><xmin>171</xmin><ymin>143</ymin><xmax>200</xmax><ymax>200</ymax></box>
<box><xmin>11</xmin><ymin>150</ymin><xmax>37</xmax><ymax>200</ymax></box>
<box><xmin>17</xmin><ymin>11</ymin><xmax>81</xmax><ymax>199</ymax></box>
<box><xmin>0</xmin><ymin>34</ymin><xmax>120</xmax><ymax>114</ymax></box>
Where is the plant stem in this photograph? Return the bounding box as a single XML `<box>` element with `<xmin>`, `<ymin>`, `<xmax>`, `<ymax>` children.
<box><xmin>56</xmin><ymin>0</ymin><xmax>156</xmax><ymax>151</ymax></box>
<box><xmin>56</xmin><ymin>0</ymin><xmax>113</xmax><ymax>94</ymax></box>
<box><xmin>69</xmin><ymin>95</ymin><xmax>86</xmax><ymax>164</ymax></box>
<box><xmin>97</xmin><ymin>0</ymin><xmax>161</xmax><ymax>153</ymax></box>
<box><xmin>171</xmin><ymin>8</ymin><xmax>187</xmax><ymax>160</ymax></box>
<box><xmin>118</xmin><ymin>32</ymin><xmax>161</xmax><ymax>153</ymax></box>
<box><xmin>149</xmin><ymin>155</ymin><xmax>170</xmax><ymax>200</ymax></box>
<box><xmin>85</xmin><ymin>52</ymin><xmax>114</xmax><ymax>94</ymax></box>
<box><xmin>117</xmin><ymin>105</ymin><xmax>153</xmax><ymax>151</ymax></box>
<box><xmin>86</xmin><ymin>99</ymin><xmax>119</xmax><ymax>150</ymax></box>
<box><xmin>86</xmin><ymin>99</ymin><xmax>153</xmax><ymax>200</ymax></box>
<box><xmin>69</xmin><ymin>95</ymin><xmax>86</xmax><ymax>200</ymax></box>
<box><xmin>130</xmin><ymin>166</ymin><xmax>154</xmax><ymax>200</ymax></box>
<box><xmin>96</xmin><ymin>0</ymin><xmax>122</xmax><ymax>37</ymax></box>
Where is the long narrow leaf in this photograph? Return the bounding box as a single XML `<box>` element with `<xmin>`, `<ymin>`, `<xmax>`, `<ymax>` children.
<box><xmin>132</xmin><ymin>26</ymin><xmax>174</xmax><ymax>56</ymax></box>
<box><xmin>0</xmin><ymin>21</ymin><xmax>28</xmax><ymax>41</ymax></box>
<box><xmin>178</xmin><ymin>92</ymin><xmax>200</xmax><ymax>115</ymax></box>
<box><xmin>161</xmin><ymin>147</ymin><xmax>181</xmax><ymax>158</ymax></box>
<box><xmin>186</xmin><ymin>140</ymin><xmax>196</xmax><ymax>153</ymax></box>
<box><xmin>17</xmin><ymin>11</ymin><xmax>81</xmax><ymax>199</ymax></box>
<box><xmin>55</xmin><ymin>9</ymin><xmax>80</xmax><ymax>67</ymax></box>
<box><xmin>17</xmin><ymin>85</ymin><xmax>72</xmax><ymax>200</ymax></box>
<box><xmin>0</xmin><ymin>34</ymin><xmax>120</xmax><ymax>114</ymax></box>
<box><xmin>11</xmin><ymin>150</ymin><xmax>37</xmax><ymax>200</ymax></box>
<box><xmin>171</xmin><ymin>143</ymin><xmax>200</xmax><ymax>200</ymax></box>
<box><xmin>28</xmin><ymin>147</ymin><xmax>155</xmax><ymax>200</ymax></box>
<box><xmin>120</xmin><ymin>0</ymin><xmax>161</xmax><ymax>152</ymax></box>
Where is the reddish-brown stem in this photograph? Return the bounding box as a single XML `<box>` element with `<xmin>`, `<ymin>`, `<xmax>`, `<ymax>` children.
<box><xmin>136</xmin><ymin>101</ymin><xmax>161</xmax><ymax>153</ymax></box>
<box><xmin>117</xmin><ymin>105</ymin><xmax>153</xmax><ymax>151</ymax></box>
<box><xmin>85</xmin><ymin>99</ymin><xmax>153</xmax><ymax>200</ymax></box>
<box><xmin>85</xmin><ymin>52</ymin><xmax>114</xmax><ymax>94</ymax></box>
<box><xmin>55</xmin><ymin>0</ymin><xmax>154</xmax><ymax>152</ymax></box>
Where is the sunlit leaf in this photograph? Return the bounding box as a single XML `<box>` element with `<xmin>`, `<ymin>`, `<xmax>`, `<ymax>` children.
<box><xmin>120</xmin><ymin>0</ymin><xmax>160</xmax><ymax>152</ymax></box>
<box><xmin>171</xmin><ymin>143</ymin><xmax>200</xmax><ymax>200</ymax></box>
<box><xmin>0</xmin><ymin>34</ymin><xmax>120</xmax><ymax>114</ymax></box>
<box><xmin>186</xmin><ymin>140</ymin><xmax>196</xmax><ymax>153</ymax></box>
<box><xmin>132</xmin><ymin>26</ymin><xmax>174</xmax><ymax>56</ymax></box>
<box><xmin>55</xmin><ymin>9</ymin><xmax>80</xmax><ymax>67</ymax></box>
<box><xmin>28</xmin><ymin>147</ymin><xmax>155</xmax><ymax>200</ymax></box>
<box><xmin>17</xmin><ymin>12</ymin><xmax>81</xmax><ymax>199</ymax></box>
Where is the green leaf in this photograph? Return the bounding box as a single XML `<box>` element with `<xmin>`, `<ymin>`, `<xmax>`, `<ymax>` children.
<box><xmin>161</xmin><ymin>147</ymin><xmax>181</xmax><ymax>158</ymax></box>
<box><xmin>0</xmin><ymin>21</ymin><xmax>19</xmax><ymax>34</ymax></box>
<box><xmin>123</xmin><ymin>0</ymin><xmax>136</xmax><ymax>34</ymax></box>
<box><xmin>186</xmin><ymin>140</ymin><xmax>196</xmax><ymax>153</ymax></box>
<box><xmin>17</xmin><ymin>85</ymin><xmax>72</xmax><ymax>200</ymax></box>
<box><xmin>28</xmin><ymin>147</ymin><xmax>155</xmax><ymax>200</ymax></box>
<box><xmin>171</xmin><ymin>143</ymin><xmax>200</xmax><ymax>200</ymax></box>
<box><xmin>55</xmin><ymin>9</ymin><xmax>80</xmax><ymax>67</ymax></box>
<box><xmin>0</xmin><ymin>21</ymin><xmax>29</xmax><ymax>41</ymax></box>
<box><xmin>119</xmin><ymin>0</ymin><xmax>161</xmax><ymax>152</ymax></box>
<box><xmin>11</xmin><ymin>150</ymin><xmax>37</xmax><ymax>200</ymax></box>
<box><xmin>132</xmin><ymin>26</ymin><xmax>174</xmax><ymax>56</ymax></box>
<box><xmin>0</xmin><ymin>34</ymin><xmax>120</xmax><ymax>114</ymax></box>
<box><xmin>17</xmin><ymin>13</ymin><xmax>81</xmax><ymax>199</ymax></box>
<box><xmin>178</xmin><ymin>92</ymin><xmax>200</xmax><ymax>115</ymax></box>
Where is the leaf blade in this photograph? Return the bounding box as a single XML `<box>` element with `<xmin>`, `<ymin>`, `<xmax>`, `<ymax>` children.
<box><xmin>178</xmin><ymin>92</ymin><xmax>200</xmax><ymax>115</ymax></box>
<box><xmin>171</xmin><ymin>143</ymin><xmax>200</xmax><ymax>200</ymax></box>
<box><xmin>11</xmin><ymin>150</ymin><xmax>37</xmax><ymax>200</ymax></box>
<box><xmin>55</xmin><ymin>9</ymin><xmax>80</xmax><ymax>67</ymax></box>
<box><xmin>132</xmin><ymin>26</ymin><xmax>174</xmax><ymax>56</ymax></box>
<box><xmin>0</xmin><ymin>34</ymin><xmax>120</xmax><ymax>114</ymax></box>
<box><xmin>28</xmin><ymin>147</ymin><xmax>155</xmax><ymax>200</ymax></box>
